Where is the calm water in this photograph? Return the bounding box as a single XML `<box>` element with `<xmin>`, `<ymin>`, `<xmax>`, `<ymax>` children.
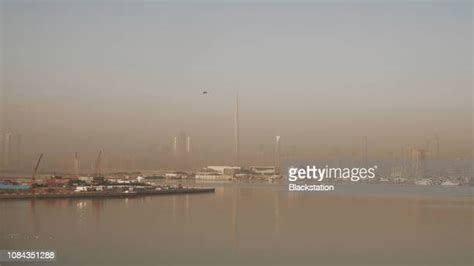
<box><xmin>1</xmin><ymin>183</ymin><xmax>473</xmax><ymax>266</ymax></box>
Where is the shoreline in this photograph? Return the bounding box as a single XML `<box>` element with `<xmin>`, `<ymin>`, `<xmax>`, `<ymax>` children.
<box><xmin>0</xmin><ymin>187</ymin><xmax>215</xmax><ymax>200</ymax></box>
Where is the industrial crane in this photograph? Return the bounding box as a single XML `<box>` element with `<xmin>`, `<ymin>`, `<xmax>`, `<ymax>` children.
<box><xmin>31</xmin><ymin>153</ymin><xmax>43</xmax><ymax>185</ymax></box>
<box><xmin>93</xmin><ymin>150</ymin><xmax>104</xmax><ymax>183</ymax></box>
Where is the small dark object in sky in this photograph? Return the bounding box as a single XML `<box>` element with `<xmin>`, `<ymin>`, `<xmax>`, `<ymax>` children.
<box><xmin>202</xmin><ymin>91</ymin><xmax>208</xmax><ymax>94</ymax></box>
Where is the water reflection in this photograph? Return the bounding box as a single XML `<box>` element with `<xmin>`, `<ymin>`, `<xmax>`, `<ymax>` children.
<box><xmin>185</xmin><ymin>194</ymin><xmax>189</xmax><ymax>219</ymax></box>
<box><xmin>273</xmin><ymin>192</ymin><xmax>280</xmax><ymax>235</ymax></box>
<box><xmin>1</xmin><ymin>184</ymin><xmax>472</xmax><ymax>266</ymax></box>
<box><xmin>29</xmin><ymin>200</ymin><xmax>40</xmax><ymax>235</ymax></box>
<box><xmin>92</xmin><ymin>200</ymin><xmax>103</xmax><ymax>222</ymax></box>
<box><xmin>172</xmin><ymin>195</ymin><xmax>177</xmax><ymax>222</ymax></box>
<box><xmin>231</xmin><ymin>187</ymin><xmax>240</xmax><ymax>252</ymax></box>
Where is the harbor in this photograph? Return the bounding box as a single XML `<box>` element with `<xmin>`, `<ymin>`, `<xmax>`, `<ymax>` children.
<box><xmin>0</xmin><ymin>151</ymin><xmax>216</xmax><ymax>201</ymax></box>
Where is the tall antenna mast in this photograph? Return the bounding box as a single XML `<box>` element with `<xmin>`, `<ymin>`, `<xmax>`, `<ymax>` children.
<box><xmin>234</xmin><ymin>92</ymin><xmax>240</xmax><ymax>166</ymax></box>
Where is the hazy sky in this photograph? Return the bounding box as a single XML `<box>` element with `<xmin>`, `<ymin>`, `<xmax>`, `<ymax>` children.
<box><xmin>0</xmin><ymin>1</ymin><xmax>472</xmax><ymax>170</ymax></box>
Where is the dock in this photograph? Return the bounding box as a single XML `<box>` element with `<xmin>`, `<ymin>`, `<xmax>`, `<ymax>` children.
<box><xmin>0</xmin><ymin>187</ymin><xmax>215</xmax><ymax>200</ymax></box>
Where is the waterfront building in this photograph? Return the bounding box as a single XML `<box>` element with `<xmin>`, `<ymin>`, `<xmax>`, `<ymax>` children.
<box><xmin>250</xmin><ymin>166</ymin><xmax>276</xmax><ymax>176</ymax></box>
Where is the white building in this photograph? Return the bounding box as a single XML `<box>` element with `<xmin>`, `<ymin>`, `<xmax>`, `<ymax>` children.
<box><xmin>207</xmin><ymin>166</ymin><xmax>241</xmax><ymax>174</ymax></box>
<box><xmin>75</xmin><ymin>186</ymin><xmax>88</xmax><ymax>192</ymax></box>
<box><xmin>251</xmin><ymin>166</ymin><xmax>276</xmax><ymax>176</ymax></box>
<box><xmin>78</xmin><ymin>176</ymin><xmax>94</xmax><ymax>183</ymax></box>
<box><xmin>165</xmin><ymin>172</ymin><xmax>188</xmax><ymax>179</ymax></box>
<box><xmin>195</xmin><ymin>171</ymin><xmax>227</xmax><ymax>180</ymax></box>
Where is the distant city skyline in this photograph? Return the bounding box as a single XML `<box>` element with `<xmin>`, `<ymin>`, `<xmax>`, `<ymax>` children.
<box><xmin>0</xmin><ymin>1</ymin><xmax>472</xmax><ymax>170</ymax></box>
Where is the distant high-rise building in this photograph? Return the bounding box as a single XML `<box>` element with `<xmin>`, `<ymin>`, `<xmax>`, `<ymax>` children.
<box><xmin>410</xmin><ymin>148</ymin><xmax>428</xmax><ymax>178</ymax></box>
<box><xmin>425</xmin><ymin>138</ymin><xmax>431</xmax><ymax>153</ymax></box>
<box><xmin>173</xmin><ymin>136</ymin><xmax>178</xmax><ymax>157</ymax></box>
<box><xmin>2</xmin><ymin>132</ymin><xmax>22</xmax><ymax>171</ymax></box>
<box><xmin>186</xmin><ymin>136</ymin><xmax>192</xmax><ymax>153</ymax></box>
<box><xmin>173</xmin><ymin>131</ymin><xmax>191</xmax><ymax>169</ymax></box>
<box><xmin>175</xmin><ymin>131</ymin><xmax>187</xmax><ymax>157</ymax></box>
<box><xmin>234</xmin><ymin>92</ymin><xmax>240</xmax><ymax>165</ymax></box>
<box><xmin>94</xmin><ymin>150</ymin><xmax>103</xmax><ymax>177</ymax></box>
<box><xmin>274</xmin><ymin>136</ymin><xmax>281</xmax><ymax>173</ymax></box>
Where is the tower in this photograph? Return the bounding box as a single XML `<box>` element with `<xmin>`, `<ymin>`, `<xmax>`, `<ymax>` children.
<box><xmin>94</xmin><ymin>150</ymin><xmax>103</xmax><ymax>177</ymax></box>
<box><xmin>173</xmin><ymin>132</ymin><xmax>190</xmax><ymax>169</ymax></box>
<box><xmin>173</xmin><ymin>136</ymin><xmax>178</xmax><ymax>157</ymax></box>
<box><xmin>274</xmin><ymin>136</ymin><xmax>281</xmax><ymax>173</ymax></box>
<box><xmin>234</xmin><ymin>92</ymin><xmax>240</xmax><ymax>165</ymax></box>
<box><xmin>186</xmin><ymin>136</ymin><xmax>191</xmax><ymax>153</ymax></box>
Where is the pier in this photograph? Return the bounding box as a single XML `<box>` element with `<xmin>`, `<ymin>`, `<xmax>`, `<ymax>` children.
<box><xmin>0</xmin><ymin>187</ymin><xmax>215</xmax><ymax>200</ymax></box>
